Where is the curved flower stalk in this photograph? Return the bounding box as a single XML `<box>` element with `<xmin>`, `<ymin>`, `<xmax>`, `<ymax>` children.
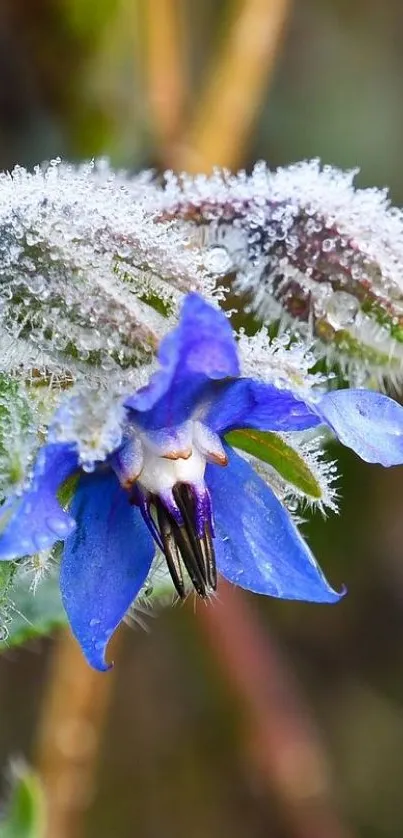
<box><xmin>1</xmin><ymin>294</ymin><xmax>403</xmax><ymax>670</ymax></box>
<box><xmin>160</xmin><ymin>160</ymin><xmax>403</xmax><ymax>386</ymax></box>
<box><xmin>6</xmin><ymin>158</ymin><xmax>403</xmax><ymax>390</ymax></box>
<box><xmin>0</xmin><ymin>159</ymin><xmax>215</xmax><ymax>382</ymax></box>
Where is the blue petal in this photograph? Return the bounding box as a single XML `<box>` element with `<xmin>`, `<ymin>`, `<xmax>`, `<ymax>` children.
<box><xmin>125</xmin><ymin>294</ymin><xmax>239</xmax><ymax>428</ymax></box>
<box><xmin>318</xmin><ymin>389</ymin><xmax>403</xmax><ymax>466</ymax></box>
<box><xmin>206</xmin><ymin>446</ymin><xmax>341</xmax><ymax>602</ymax></box>
<box><xmin>206</xmin><ymin>379</ymin><xmax>321</xmax><ymax>435</ymax></box>
<box><xmin>0</xmin><ymin>443</ymin><xmax>78</xmax><ymax>561</ymax></box>
<box><xmin>60</xmin><ymin>470</ymin><xmax>155</xmax><ymax>670</ymax></box>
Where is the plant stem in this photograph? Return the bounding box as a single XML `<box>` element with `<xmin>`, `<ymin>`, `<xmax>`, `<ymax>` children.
<box><xmin>142</xmin><ymin>0</ymin><xmax>187</xmax><ymax>165</ymax></box>
<box><xmin>200</xmin><ymin>584</ymin><xmax>354</xmax><ymax>838</ymax></box>
<box><xmin>176</xmin><ymin>0</ymin><xmax>292</xmax><ymax>172</ymax></box>
<box><xmin>36</xmin><ymin>630</ymin><xmax>119</xmax><ymax>838</ymax></box>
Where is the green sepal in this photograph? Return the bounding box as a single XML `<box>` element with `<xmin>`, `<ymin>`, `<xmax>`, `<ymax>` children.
<box><xmin>225</xmin><ymin>428</ymin><xmax>322</xmax><ymax>499</ymax></box>
<box><xmin>0</xmin><ymin>768</ymin><xmax>45</xmax><ymax>838</ymax></box>
<box><xmin>0</xmin><ymin>562</ymin><xmax>16</xmax><ymax>605</ymax></box>
<box><xmin>0</xmin><ymin>568</ymin><xmax>67</xmax><ymax>651</ymax></box>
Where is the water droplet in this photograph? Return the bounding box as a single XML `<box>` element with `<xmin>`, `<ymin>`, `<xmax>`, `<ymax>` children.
<box><xmin>321</xmin><ymin>238</ymin><xmax>335</xmax><ymax>253</ymax></box>
<box><xmin>46</xmin><ymin>515</ymin><xmax>74</xmax><ymax>537</ymax></box>
<box><xmin>204</xmin><ymin>246</ymin><xmax>232</xmax><ymax>276</ymax></box>
<box><xmin>326</xmin><ymin>291</ymin><xmax>359</xmax><ymax>330</ymax></box>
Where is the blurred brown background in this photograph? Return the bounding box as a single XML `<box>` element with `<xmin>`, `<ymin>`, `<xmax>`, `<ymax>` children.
<box><xmin>2</xmin><ymin>2</ymin><xmax>403</xmax><ymax>837</ymax></box>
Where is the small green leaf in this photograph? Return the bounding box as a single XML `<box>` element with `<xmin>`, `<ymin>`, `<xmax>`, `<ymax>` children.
<box><xmin>0</xmin><ymin>768</ymin><xmax>44</xmax><ymax>838</ymax></box>
<box><xmin>0</xmin><ymin>568</ymin><xmax>67</xmax><ymax>651</ymax></box>
<box><xmin>0</xmin><ymin>562</ymin><xmax>16</xmax><ymax>606</ymax></box>
<box><xmin>225</xmin><ymin>429</ymin><xmax>322</xmax><ymax>499</ymax></box>
<box><xmin>57</xmin><ymin>472</ymin><xmax>80</xmax><ymax>508</ymax></box>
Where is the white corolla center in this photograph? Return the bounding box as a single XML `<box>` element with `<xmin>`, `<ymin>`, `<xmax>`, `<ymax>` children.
<box><xmin>139</xmin><ymin>446</ymin><xmax>206</xmax><ymax>495</ymax></box>
<box><xmin>138</xmin><ymin>420</ymin><xmax>227</xmax><ymax>496</ymax></box>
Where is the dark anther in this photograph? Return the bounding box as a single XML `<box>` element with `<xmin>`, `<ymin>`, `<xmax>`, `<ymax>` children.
<box><xmin>155</xmin><ymin>502</ymin><xmax>185</xmax><ymax>599</ymax></box>
<box><xmin>152</xmin><ymin>485</ymin><xmax>217</xmax><ymax>599</ymax></box>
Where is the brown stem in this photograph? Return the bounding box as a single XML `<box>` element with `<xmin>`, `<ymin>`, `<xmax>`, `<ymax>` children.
<box><xmin>199</xmin><ymin>583</ymin><xmax>354</xmax><ymax>838</ymax></box>
<box><xmin>175</xmin><ymin>0</ymin><xmax>292</xmax><ymax>173</ymax></box>
<box><xmin>35</xmin><ymin>630</ymin><xmax>119</xmax><ymax>838</ymax></box>
<box><xmin>142</xmin><ymin>0</ymin><xmax>187</xmax><ymax>165</ymax></box>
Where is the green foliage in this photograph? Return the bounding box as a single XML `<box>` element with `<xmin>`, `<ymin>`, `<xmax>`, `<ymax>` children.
<box><xmin>0</xmin><ymin>568</ymin><xmax>67</xmax><ymax>651</ymax></box>
<box><xmin>225</xmin><ymin>428</ymin><xmax>322</xmax><ymax>500</ymax></box>
<box><xmin>0</xmin><ymin>562</ymin><xmax>16</xmax><ymax>614</ymax></box>
<box><xmin>0</xmin><ymin>769</ymin><xmax>44</xmax><ymax>838</ymax></box>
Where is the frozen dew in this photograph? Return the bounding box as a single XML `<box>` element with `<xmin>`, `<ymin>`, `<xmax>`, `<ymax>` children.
<box><xmin>159</xmin><ymin>160</ymin><xmax>403</xmax><ymax>385</ymax></box>
<box><xmin>204</xmin><ymin>245</ymin><xmax>233</xmax><ymax>276</ymax></box>
<box><xmin>49</xmin><ymin>386</ymin><xmax>127</xmax><ymax>469</ymax></box>
<box><xmin>325</xmin><ymin>291</ymin><xmax>360</xmax><ymax>330</ymax></box>
<box><xmin>0</xmin><ymin>159</ymin><xmax>215</xmax><ymax>386</ymax></box>
<box><xmin>238</xmin><ymin>327</ymin><xmax>328</xmax><ymax>397</ymax></box>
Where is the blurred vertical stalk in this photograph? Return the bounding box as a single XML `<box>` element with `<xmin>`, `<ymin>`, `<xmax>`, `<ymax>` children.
<box><xmin>141</xmin><ymin>0</ymin><xmax>187</xmax><ymax>164</ymax></box>
<box><xmin>36</xmin><ymin>631</ymin><xmax>118</xmax><ymax>838</ymax></box>
<box><xmin>177</xmin><ymin>0</ymin><xmax>292</xmax><ymax>172</ymax></box>
<box><xmin>200</xmin><ymin>584</ymin><xmax>354</xmax><ymax>838</ymax></box>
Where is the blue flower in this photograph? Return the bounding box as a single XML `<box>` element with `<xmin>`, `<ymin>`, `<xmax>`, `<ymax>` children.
<box><xmin>2</xmin><ymin>294</ymin><xmax>403</xmax><ymax>670</ymax></box>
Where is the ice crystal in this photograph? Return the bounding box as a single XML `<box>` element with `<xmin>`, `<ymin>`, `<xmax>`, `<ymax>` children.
<box><xmin>160</xmin><ymin>160</ymin><xmax>403</xmax><ymax>385</ymax></box>
<box><xmin>0</xmin><ymin>159</ymin><xmax>214</xmax><ymax>384</ymax></box>
<box><xmin>238</xmin><ymin>328</ymin><xmax>328</xmax><ymax>397</ymax></box>
<box><xmin>49</xmin><ymin>387</ymin><xmax>127</xmax><ymax>470</ymax></box>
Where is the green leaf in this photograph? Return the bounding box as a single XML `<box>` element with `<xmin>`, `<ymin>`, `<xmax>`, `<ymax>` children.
<box><xmin>225</xmin><ymin>429</ymin><xmax>322</xmax><ymax>499</ymax></box>
<box><xmin>0</xmin><ymin>768</ymin><xmax>45</xmax><ymax>838</ymax></box>
<box><xmin>0</xmin><ymin>562</ymin><xmax>16</xmax><ymax>611</ymax></box>
<box><xmin>0</xmin><ymin>567</ymin><xmax>67</xmax><ymax>651</ymax></box>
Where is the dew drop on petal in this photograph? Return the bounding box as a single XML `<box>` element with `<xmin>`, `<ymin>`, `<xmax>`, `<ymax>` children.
<box><xmin>46</xmin><ymin>516</ymin><xmax>74</xmax><ymax>537</ymax></box>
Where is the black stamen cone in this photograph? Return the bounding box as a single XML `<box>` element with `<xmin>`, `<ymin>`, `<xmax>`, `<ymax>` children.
<box><xmin>153</xmin><ymin>484</ymin><xmax>216</xmax><ymax>599</ymax></box>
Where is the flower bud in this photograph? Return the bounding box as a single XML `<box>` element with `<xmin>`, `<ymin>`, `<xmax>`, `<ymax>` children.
<box><xmin>161</xmin><ymin>161</ymin><xmax>403</xmax><ymax>384</ymax></box>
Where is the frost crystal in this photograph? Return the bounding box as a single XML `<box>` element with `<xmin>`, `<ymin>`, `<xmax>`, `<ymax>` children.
<box><xmin>49</xmin><ymin>388</ymin><xmax>127</xmax><ymax>470</ymax></box>
<box><xmin>238</xmin><ymin>328</ymin><xmax>328</xmax><ymax>397</ymax></box>
<box><xmin>0</xmin><ymin>159</ymin><xmax>214</xmax><ymax>383</ymax></box>
<box><xmin>160</xmin><ymin>160</ymin><xmax>403</xmax><ymax>384</ymax></box>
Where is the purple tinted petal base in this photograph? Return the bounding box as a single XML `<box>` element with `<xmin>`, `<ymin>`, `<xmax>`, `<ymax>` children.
<box><xmin>60</xmin><ymin>471</ymin><xmax>155</xmax><ymax>671</ymax></box>
<box><xmin>206</xmin><ymin>447</ymin><xmax>341</xmax><ymax>603</ymax></box>
<box><xmin>0</xmin><ymin>443</ymin><xmax>78</xmax><ymax>561</ymax></box>
<box><xmin>318</xmin><ymin>389</ymin><xmax>403</xmax><ymax>466</ymax></box>
<box><xmin>206</xmin><ymin>379</ymin><xmax>321</xmax><ymax>435</ymax></box>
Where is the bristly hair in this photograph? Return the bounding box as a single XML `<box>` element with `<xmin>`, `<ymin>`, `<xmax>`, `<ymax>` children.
<box><xmin>160</xmin><ymin>160</ymin><xmax>403</xmax><ymax>387</ymax></box>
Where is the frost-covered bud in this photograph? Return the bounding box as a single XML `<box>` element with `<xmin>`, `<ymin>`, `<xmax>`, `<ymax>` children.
<box><xmin>160</xmin><ymin>161</ymin><xmax>403</xmax><ymax>385</ymax></box>
<box><xmin>0</xmin><ymin>159</ymin><xmax>214</xmax><ymax>383</ymax></box>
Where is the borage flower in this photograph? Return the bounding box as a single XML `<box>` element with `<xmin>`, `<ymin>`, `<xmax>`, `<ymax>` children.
<box><xmin>2</xmin><ymin>294</ymin><xmax>403</xmax><ymax>670</ymax></box>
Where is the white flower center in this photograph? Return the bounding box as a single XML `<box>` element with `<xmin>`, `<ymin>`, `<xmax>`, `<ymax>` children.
<box><xmin>139</xmin><ymin>446</ymin><xmax>207</xmax><ymax>495</ymax></box>
<box><xmin>137</xmin><ymin>420</ymin><xmax>227</xmax><ymax>496</ymax></box>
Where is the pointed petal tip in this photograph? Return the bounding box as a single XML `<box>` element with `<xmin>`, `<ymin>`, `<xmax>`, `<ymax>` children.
<box><xmin>207</xmin><ymin>446</ymin><xmax>346</xmax><ymax>606</ymax></box>
<box><xmin>81</xmin><ymin>640</ymin><xmax>114</xmax><ymax>672</ymax></box>
<box><xmin>311</xmin><ymin>581</ymin><xmax>346</xmax><ymax>604</ymax></box>
<box><xmin>60</xmin><ymin>471</ymin><xmax>154</xmax><ymax>675</ymax></box>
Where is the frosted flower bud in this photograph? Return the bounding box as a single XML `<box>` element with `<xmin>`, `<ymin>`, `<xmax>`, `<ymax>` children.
<box><xmin>159</xmin><ymin>161</ymin><xmax>403</xmax><ymax>385</ymax></box>
<box><xmin>0</xmin><ymin>159</ymin><xmax>214</xmax><ymax>384</ymax></box>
